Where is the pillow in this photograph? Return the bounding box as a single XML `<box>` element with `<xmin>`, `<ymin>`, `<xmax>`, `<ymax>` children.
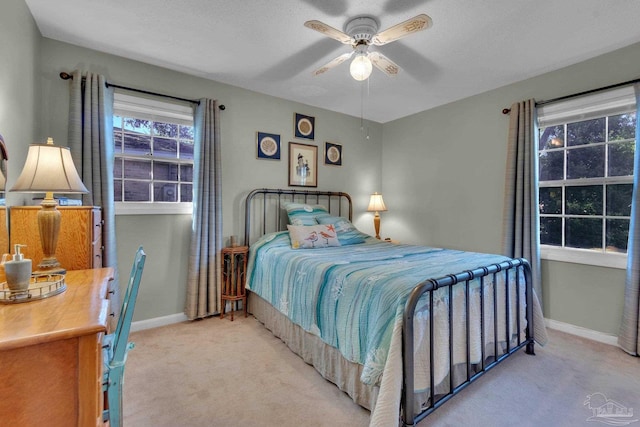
<box><xmin>283</xmin><ymin>202</ymin><xmax>328</xmax><ymax>226</ymax></box>
<box><xmin>287</xmin><ymin>224</ymin><xmax>341</xmax><ymax>249</ymax></box>
<box><xmin>315</xmin><ymin>214</ymin><xmax>367</xmax><ymax>245</ymax></box>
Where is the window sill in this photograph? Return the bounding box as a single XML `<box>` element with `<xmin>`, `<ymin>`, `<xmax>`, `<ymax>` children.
<box><xmin>540</xmin><ymin>245</ymin><xmax>627</xmax><ymax>269</ymax></box>
<box><xmin>115</xmin><ymin>202</ymin><xmax>193</xmax><ymax>215</ymax></box>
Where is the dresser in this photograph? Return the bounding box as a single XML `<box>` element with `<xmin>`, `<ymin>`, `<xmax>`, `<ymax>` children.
<box><xmin>9</xmin><ymin>206</ymin><xmax>103</xmax><ymax>270</ymax></box>
<box><xmin>0</xmin><ymin>268</ymin><xmax>114</xmax><ymax>426</ymax></box>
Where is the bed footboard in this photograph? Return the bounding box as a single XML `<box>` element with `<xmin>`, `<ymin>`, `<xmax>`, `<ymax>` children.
<box><xmin>401</xmin><ymin>258</ymin><xmax>534</xmax><ymax>426</ymax></box>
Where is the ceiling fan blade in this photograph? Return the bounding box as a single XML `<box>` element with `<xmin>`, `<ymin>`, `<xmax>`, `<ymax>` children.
<box><xmin>313</xmin><ymin>52</ymin><xmax>354</xmax><ymax>76</ymax></box>
<box><xmin>368</xmin><ymin>51</ymin><xmax>400</xmax><ymax>77</ymax></box>
<box><xmin>304</xmin><ymin>20</ymin><xmax>352</xmax><ymax>44</ymax></box>
<box><xmin>371</xmin><ymin>14</ymin><xmax>433</xmax><ymax>46</ymax></box>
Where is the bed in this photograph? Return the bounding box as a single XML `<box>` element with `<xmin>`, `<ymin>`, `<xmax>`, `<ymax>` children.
<box><xmin>243</xmin><ymin>188</ymin><xmax>546</xmax><ymax>427</ymax></box>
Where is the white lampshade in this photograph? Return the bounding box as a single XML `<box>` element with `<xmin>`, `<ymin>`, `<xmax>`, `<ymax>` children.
<box><xmin>367</xmin><ymin>192</ymin><xmax>387</xmax><ymax>212</ymax></box>
<box><xmin>0</xmin><ymin>168</ymin><xmax>5</xmax><ymax>191</ymax></box>
<box><xmin>11</xmin><ymin>139</ymin><xmax>88</xmax><ymax>194</ymax></box>
<box><xmin>350</xmin><ymin>54</ymin><xmax>373</xmax><ymax>81</ymax></box>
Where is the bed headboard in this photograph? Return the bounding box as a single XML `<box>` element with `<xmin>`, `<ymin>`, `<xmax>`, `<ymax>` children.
<box><xmin>244</xmin><ymin>188</ymin><xmax>353</xmax><ymax>246</ymax></box>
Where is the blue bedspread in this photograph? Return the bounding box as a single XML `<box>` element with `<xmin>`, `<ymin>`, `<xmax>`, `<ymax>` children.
<box><xmin>246</xmin><ymin>232</ymin><xmax>513</xmax><ymax>386</ymax></box>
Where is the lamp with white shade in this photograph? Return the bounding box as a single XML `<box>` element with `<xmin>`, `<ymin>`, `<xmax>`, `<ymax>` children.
<box><xmin>10</xmin><ymin>137</ymin><xmax>88</xmax><ymax>274</ymax></box>
<box><xmin>367</xmin><ymin>192</ymin><xmax>387</xmax><ymax>239</ymax></box>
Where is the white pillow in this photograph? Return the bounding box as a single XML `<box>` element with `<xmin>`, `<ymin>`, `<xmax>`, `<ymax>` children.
<box><xmin>287</xmin><ymin>224</ymin><xmax>341</xmax><ymax>249</ymax></box>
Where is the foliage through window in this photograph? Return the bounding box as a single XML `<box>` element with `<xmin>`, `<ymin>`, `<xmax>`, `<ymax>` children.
<box><xmin>112</xmin><ymin>92</ymin><xmax>195</xmax><ymax>214</ymax></box>
<box><xmin>538</xmin><ymin>110</ymin><xmax>636</xmax><ymax>255</ymax></box>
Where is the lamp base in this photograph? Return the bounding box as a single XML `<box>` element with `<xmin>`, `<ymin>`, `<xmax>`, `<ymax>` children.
<box><xmin>37</xmin><ymin>193</ymin><xmax>65</xmax><ymax>275</ymax></box>
<box><xmin>33</xmin><ymin>266</ymin><xmax>67</xmax><ymax>276</ymax></box>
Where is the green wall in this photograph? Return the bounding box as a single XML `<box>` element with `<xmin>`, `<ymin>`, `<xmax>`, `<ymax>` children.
<box><xmin>382</xmin><ymin>42</ymin><xmax>640</xmax><ymax>336</ymax></box>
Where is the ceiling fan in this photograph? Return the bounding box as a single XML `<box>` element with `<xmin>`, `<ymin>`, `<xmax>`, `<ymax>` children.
<box><xmin>304</xmin><ymin>14</ymin><xmax>433</xmax><ymax>81</ymax></box>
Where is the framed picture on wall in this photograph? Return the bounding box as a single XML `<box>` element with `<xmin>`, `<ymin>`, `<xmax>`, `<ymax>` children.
<box><xmin>288</xmin><ymin>142</ymin><xmax>317</xmax><ymax>187</ymax></box>
<box><xmin>294</xmin><ymin>113</ymin><xmax>315</xmax><ymax>140</ymax></box>
<box><xmin>256</xmin><ymin>131</ymin><xmax>281</xmax><ymax>160</ymax></box>
<box><xmin>324</xmin><ymin>142</ymin><xmax>342</xmax><ymax>166</ymax></box>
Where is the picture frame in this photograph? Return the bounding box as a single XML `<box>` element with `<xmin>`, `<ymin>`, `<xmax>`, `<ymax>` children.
<box><xmin>324</xmin><ymin>142</ymin><xmax>342</xmax><ymax>166</ymax></box>
<box><xmin>294</xmin><ymin>113</ymin><xmax>315</xmax><ymax>140</ymax></box>
<box><xmin>288</xmin><ymin>142</ymin><xmax>318</xmax><ymax>187</ymax></box>
<box><xmin>256</xmin><ymin>131</ymin><xmax>281</xmax><ymax>160</ymax></box>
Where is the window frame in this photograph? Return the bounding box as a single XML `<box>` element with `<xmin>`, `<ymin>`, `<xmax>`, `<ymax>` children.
<box><xmin>537</xmin><ymin>85</ymin><xmax>636</xmax><ymax>269</ymax></box>
<box><xmin>113</xmin><ymin>92</ymin><xmax>195</xmax><ymax>215</ymax></box>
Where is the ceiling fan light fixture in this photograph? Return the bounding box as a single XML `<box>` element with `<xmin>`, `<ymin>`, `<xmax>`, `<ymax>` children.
<box><xmin>350</xmin><ymin>54</ymin><xmax>372</xmax><ymax>81</ymax></box>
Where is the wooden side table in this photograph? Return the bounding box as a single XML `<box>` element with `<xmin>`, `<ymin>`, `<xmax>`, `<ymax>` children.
<box><xmin>220</xmin><ymin>245</ymin><xmax>249</xmax><ymax>321</ymax></box>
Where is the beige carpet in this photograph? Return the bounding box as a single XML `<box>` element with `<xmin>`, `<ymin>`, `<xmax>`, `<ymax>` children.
<box><xmin>124</xmin><ymin>315</ymin><xmax>640</xmax><ymax>427</ymax></box>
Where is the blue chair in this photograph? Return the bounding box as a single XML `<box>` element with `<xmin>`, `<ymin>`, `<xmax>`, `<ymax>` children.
<box><xmin>103</xmin><ymin>246</ymin><xmax>146</xmax><ymax>427</ymax></box>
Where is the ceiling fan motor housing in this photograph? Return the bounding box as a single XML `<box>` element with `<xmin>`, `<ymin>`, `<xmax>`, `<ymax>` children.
<box><xmin>345</xmin><ymin>16</ymin><xmax>378</xmax><ymax>45</ymax></box>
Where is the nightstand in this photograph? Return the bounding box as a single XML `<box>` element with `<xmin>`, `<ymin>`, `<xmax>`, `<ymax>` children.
<box><xmin>220</xmin><ymin>246</ymin><xmax>249</xmax><ymax>321</ymax></box>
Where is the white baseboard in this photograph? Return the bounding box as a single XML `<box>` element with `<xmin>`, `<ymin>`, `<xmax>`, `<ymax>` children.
<box><xmin>545</xmin><ymin>318</ymin><xmax>619</xmax><ymax>347</ymax></box>
<box><xmin>131</xmin><ymin>312</ymin><xmax>188</xmax><ymax>332</ymax></box>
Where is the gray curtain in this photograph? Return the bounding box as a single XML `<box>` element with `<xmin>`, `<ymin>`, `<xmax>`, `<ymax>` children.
<box><xmin>618</xmin><ymin>84</ymin><xmax>640</xmax><ymax>356</ymax></box>
<box><xmin>67</xmin><ymin>70</ymin><xmax>120</xmax><ymax>328</ymax></box>
<box><xmin>502</xmin><ymin>99</ymin><xmax>542</xmax><ymax>301</ymax></box>
<box><xmin>186</xmin><ymin>99</ymin><xmax>222</xmax><ymax>320</ymax></box>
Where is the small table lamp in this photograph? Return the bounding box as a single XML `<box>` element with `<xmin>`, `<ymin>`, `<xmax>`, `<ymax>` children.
<box><xmin>10</xmin><ymin>138</ymin><xmax>88</xmax><ymax>274</ymax></box>
<box><xmin>367</xmin><ymin>192</ymin><xmax>387</xmax><ymax>239</ymax></box>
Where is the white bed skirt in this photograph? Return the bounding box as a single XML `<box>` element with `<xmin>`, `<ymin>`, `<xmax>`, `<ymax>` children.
<box><xmin>248</xmin><ymin>291</ymin><xmax>379</xmax><ymax>412</ymax></box>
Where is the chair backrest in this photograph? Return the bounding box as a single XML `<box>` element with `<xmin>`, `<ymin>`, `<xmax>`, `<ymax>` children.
<box><xmin>112</xmin><ymin>246</ymin><xmax>146</xmax><ymax>363</ymax></box>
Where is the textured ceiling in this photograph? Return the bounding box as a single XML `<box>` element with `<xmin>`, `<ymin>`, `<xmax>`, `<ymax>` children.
<box><xmin>25</xmin><ymin>0</ymin><xmax>640</xmax><ymax>123</ymax></box>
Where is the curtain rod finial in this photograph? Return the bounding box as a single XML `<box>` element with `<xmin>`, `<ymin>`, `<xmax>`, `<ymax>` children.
<box><xmin>502</xmin><ymin>108</ymin><xmax>511</xmax><ymax>115</ymax></box>
<box><xmin>59</xmin><ymin>72</ymin><xmax>73</xmax><ymax>80</ymax></box>
<box><xmin>219</xmin><ymin>104</ymin><xmax>226</xmax><ymax>110</ymax></box>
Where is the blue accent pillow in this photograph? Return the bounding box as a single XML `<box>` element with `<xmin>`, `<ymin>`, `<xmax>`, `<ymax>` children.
<box><xmin>315</xmin><ymin>214</ymin><xmax>367</xmax><ymax>245</ymax></box>
<box><xmin>283</xmin><ymin>202</ymin><xmax>328</xmax><ymax>226</ymax></box>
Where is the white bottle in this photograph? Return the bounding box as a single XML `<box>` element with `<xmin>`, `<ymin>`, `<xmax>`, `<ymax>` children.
<box><xmin>3</xmin><ymin>244</ymin><xmax>32</xmax><ymax>292</ymax></box>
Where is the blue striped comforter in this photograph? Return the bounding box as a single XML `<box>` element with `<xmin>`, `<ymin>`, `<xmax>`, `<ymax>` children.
<box><xmin>246</xmin><ymin>231</ymin><xmax>513</xmax><ymax>386</ymax></box>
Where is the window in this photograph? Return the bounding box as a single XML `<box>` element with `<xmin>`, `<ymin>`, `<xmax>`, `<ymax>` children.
<box><xmin>113</xmin><ymin>93</ymin><xmax>195</xmax><ymax>214</ymax></box>
<box><xmin>537</xmin><ymin>86</ymin><xmax>637</xmax><ymax>268</ymax></box>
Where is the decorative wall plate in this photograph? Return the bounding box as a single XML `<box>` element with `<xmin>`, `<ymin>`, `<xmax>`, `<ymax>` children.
<box><xmin>257</xmin><ymin>132</ymin><xmax>281</xmax><ymax>160</ymax></box>
<box><xmin>324</xmin><ymin>142</ymin><xmax>342</xmax><ymax>166</ymax></box>
<box><xmin>294</xmin><ymin>113</ymin><xmax>315</xmax><ymax>140</ymax></box>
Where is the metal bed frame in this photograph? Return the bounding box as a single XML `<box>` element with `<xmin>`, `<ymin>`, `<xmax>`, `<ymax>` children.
<box><xmin>244</xmin><ymin>188</ymin><xmax>535</xmax><ymax>426</ymax></box>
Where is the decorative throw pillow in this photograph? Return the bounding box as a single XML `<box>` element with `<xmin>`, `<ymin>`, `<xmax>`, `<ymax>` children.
<box><xmin>287</xmin><ymin>224</ymin><xmax>341</xmax><ymax>249</ymax></box>
<box><xmin>283</xmin><ymin>202</ymin><xmax>328</xmax><ymax>226</ymax></box>
<box><xmin>315</xmin><ymin>214</ymin><xmax>367</xmax><ymax>245</ymax></box>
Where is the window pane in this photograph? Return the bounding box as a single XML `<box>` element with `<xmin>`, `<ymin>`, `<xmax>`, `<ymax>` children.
<box><xmin>153</xmin><ymin>161</ymin><xmax>179</xmax><ymax>181</ymax></box>
<box><xmin>566</xmin><ymin>218</ymin><xmax>602</xmax><ymax>249</ymax></box>
<box><xmin>123</xmin><ymin>133</ymin><xmax>151</xmax><ymax>156</ymax></box>
<box><xmin>124</xmin><ymin>181</ymin><xmax>150</xmax><ymax>202</ymax></box>
<box><xmin>123</xmin><ymin>159</ymin><xmax>151</xmax><ymax>179</ymax></box>
<box><xmin>180</xmin><ymin>140</ymin><xmax>194</xmax><ymax>160</ymax></box>
<box><xmin>539</xmin><ymin>187</ymin><xmax>562</xmax><ymax>214</ymax></box>
<box><xmin>153</xmin><ymin>137</ymin><xmax>178</xmax><ymax>159</ymax></box>
<box><xmin>123</xmin><ymin>118</ymin><xmax>151</xmax><ymax>135</ymax></box>
<box><xmin>153</xmin><ymin>122</ymin><xmax>177</xmax><ymax>138</ymax></box>
<box><xmin>567</xmin><ymin>145</ymin><xmax>605</xmax><ymax>179</ymax></box>
<box><xmin>567</xmin><ymin>118</ymin><xmax>605</xmax><ymax>146</ymax></box>
<box><xmin>608</xmin><ymin>141</ymin><xmax>635</xmax><ymax>177</ymax></box>
<box><xmin>154</xmin><ymin>183</ymin><xmax>177</xmax><ymax>202</ymax></box>
<box><xmin>539</xmin><ymin>125</ymin><xmax>564</xmax><ymax>149</ymax></box>
<box><xmin>114</xmin><ymin>180</ymin><xmax>122</xmax><ymax>202</ymax></box>
<box><xmin>114</xmin><ymin>132</ymin><xmax>123</xmax><ymax>153</ymax></box>
<box><xmin>540</xmin><ymin>217</ymin><xmax>562</xmax><ymax>245</ymax></box>
<box><xmin>114</xmin><ymin>116</ymin><xmax>122</xmax><ymax>130</ymax></box>
<box><xmin>180</xmin><ymin>164</ymin><xmax>193</xmax><ymax>182</ymax></box>
<box><xmin>180</xmin><ymin>183</ymin><xmax>193</xmax><ymax>202</ymax></box>
<box><xmin>114</xmin><ymin>158</ymin><xmax>123</xmax><ymax>179</ymax></box>
<box><xmin>179</xmin><ymin>125</ymin><xmax>194</xmax><ymax>140</ymax></box>
<box><xmin>609</xmin><ymin>113</ymin><xmax>636</xmax><ymax>141</ymax></box>
<box><xmin>566</xmin><ymin>185</ymin><xmax>602</xmax><ymax>215</ymax></box>
<box><xmin>606</xmin><ymin>219</ymin><xmax>629</xmax><ymax>253</ymax></box>
<box><xmin>606</xmin><ymin>184</ymin><xmax>633</xmax><ymax>216</ymax></box>
<box><xmin>539</xmin><ymin>150</ymin><xmax>564</xmax><ymax>181</ymax></box>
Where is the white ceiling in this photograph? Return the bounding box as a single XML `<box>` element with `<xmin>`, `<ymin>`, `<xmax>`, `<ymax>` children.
<box><xmin>25</xmin><ymin>0</ymin><xmax>640</xmax><ymax>123</ymax></box>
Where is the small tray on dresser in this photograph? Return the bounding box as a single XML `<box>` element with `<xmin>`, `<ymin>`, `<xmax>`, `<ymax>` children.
<box><xmin>0</xmin><ymin>274</ymin><xmax>66</xmax><ymax>304</ymax></box>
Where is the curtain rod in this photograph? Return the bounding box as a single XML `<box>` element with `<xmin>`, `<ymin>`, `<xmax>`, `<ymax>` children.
<box><xmin>59</xmin><ymin>72</ymin><xmax>227</xmax><ymax>110</ymax></box>
<box><xmin>501</xmin><ymin>76</ymin><xmax>640</xmax><ymax>115</ymax></box>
